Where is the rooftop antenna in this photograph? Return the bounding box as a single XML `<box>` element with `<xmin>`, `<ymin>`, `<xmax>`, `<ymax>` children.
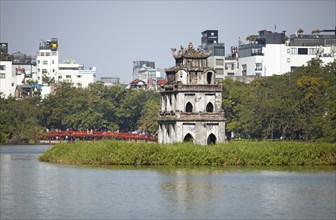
<box><xmin>274</xmin><ymin>24</ymin><xmax>277</xmax><ymax>32</ymax></box>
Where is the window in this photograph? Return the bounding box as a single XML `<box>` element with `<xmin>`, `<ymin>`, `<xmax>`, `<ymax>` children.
<box><xmin>255</xmin><ymin>63</ymin><xmax>262</xmax><ymax>71</ymax></box>
<box><xmin>77</xmin><ymin>75</ymin><xmax>82</xmax><ymax>78</ymax></box>
<box><xmin>242</xmin><ymin>64</ymin><xmax>247</xmax><ymax>76</ymax></box>
<box><xmin>216</xmin><ymin>68</ymin><xmax>224</xmax><ymax>75</ymax></box>
<box><xmin>298</xmin><ymin>48</ymin><xmax>308</xmax><ymax>55</ymax></box>
<box><xmin>227</xmin><ymin>72</ymin><xmax>234</xmax><ymax>76</ymax></box>
<box><xmin>216</xmin><ymin>59</ymin><xmax>224</xmax><ymax>65</ymax></box>
<box><xmin>0</xmin><ymin>73</ymin><xmax>5</xmax><ymax>79</ymax></box>
<box><xmin>207</xmin><ymin>72</ymin><xmax>213</xmax><ymax>84</ymax></box>
<box><xmin>42</xmin><ymin>69</ymin><xmax>47</xmax><ymax>74</ymax></box>
<box><xmin>52</xmin><ymin>60</ymin><xmax>54</xmax><ymax>64</ymax></box>
<box><xmin>287</xmin><ymin>58</ymin><xmax>290</xmax><ymax>63</ymax></box>
<box><xmin>309</xmin><ymin>48</ymin><xmax>316</xmax><ymax>55</ymax></box>
<box><xmin>287</xmin><ymin>48</ymin><xmax>290</xmax><ymax>53</ymax></box>
<box><xmin>58</xmin><ymin>76</ymin><xmax>62</xmax><ymax>79</ymax></box>
<box><xmin>46</xmin><ymin>52</ymin><xmax>50</xmax><ymax>56</ymax></box>
<box><xmin>186</xmin><ymin>102</ymin><xmax>193</xmax><ymax>112</ymax></box>
<box><xmin>66</xmin><ymin>75</ymin><xmax>71</xmax><ymax>78</ymax></box>
<box><xmin>38</xmin><ymin>60</ymin><xmax>40</xmax><ymax>64</ymax></box>
<box><xmin>291</xmin><ymin>48</ymin><xmax>298</xmax><ymax>55</ymax></box>
<box><xmin>206</xmin><ymin>102</ymin><xmax>214</xmax><ymax>112</ymax></box>
<box><xmin>0</xmin><ymin>65</ymin><xmax>5</xmax><ymax>71</ymax></box>
<box><xmin>43</xmin><ymin>60</ymin><xmax>48</xmax><ymax>65</ymax></box>
<box><xmin>40</xmin><ymin>52</ymin><xmax>44</xmax><ymax>56</ymax></box>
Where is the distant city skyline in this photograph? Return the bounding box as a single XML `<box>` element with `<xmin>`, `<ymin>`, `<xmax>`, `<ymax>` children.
<box><xmin>1</xmin><ymin>0</ymin><xmax>335</xmax><ymax>82</ymax></box>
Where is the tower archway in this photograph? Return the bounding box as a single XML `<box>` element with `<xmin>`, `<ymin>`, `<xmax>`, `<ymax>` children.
<box><xmin>207</xmin><ymin>133</ymin><xmax>217</xmax><ymax>145</ymax></box>
<box><xmin>183</xmin><ymin>133</ymin><xmax>194</xmax><ymax>142</ymax></box>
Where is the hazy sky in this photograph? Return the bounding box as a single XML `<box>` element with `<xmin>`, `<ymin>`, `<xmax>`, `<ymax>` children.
<box><xmin>1</xmin><ymin>0</ymin><xmax>335</xmax><ymax>82</ymax></box>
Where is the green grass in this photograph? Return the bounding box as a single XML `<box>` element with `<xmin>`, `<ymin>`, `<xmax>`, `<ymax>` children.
<box><xmin>39</xmin><ymin>140</ymin><xmax>336</xmax><ymax>166</ymax></box>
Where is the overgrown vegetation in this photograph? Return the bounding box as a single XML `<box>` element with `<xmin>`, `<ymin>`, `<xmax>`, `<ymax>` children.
<box><xmin>223</xmin><ymin>59</ymin><xmax>336</xmax><ymax>142</ymax></box>
<box><xmin>39</xmin><ymin>140</ymin><xmax>336</xmax><ymax>166</ymax></box>
<box><xmin>0</xmin><ymin>83</ymin><xmax>160</xmax><ymax>144</ymax></box>
<box><xmin>1</xmin><ymin>59</ymin><xmax>335</xmax><ymax>144</ymax></box>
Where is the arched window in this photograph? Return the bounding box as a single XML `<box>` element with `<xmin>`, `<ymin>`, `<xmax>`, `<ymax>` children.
<box><xmin>186</xmin><ymin>102</ymin><xmax>193</xmax><ymax>112</ymax></box>
<box><xmin>184</xmin><ymin>133</ymin><xmax>193</xmax><ymax>142</ymax></box>
<box><xmin>207</xmin><ymin>133</ymin><xmax>217</xmax><ymax>145</ymax></box>
<box><xmin>206</xmin><ymin>102</ymin><xmax>214</xmax><ymax>112</ymax></box>
<box><xmin>207</xmin><ymin>72</ymin><xmax>213</xmax><ymax>84</ymax></box>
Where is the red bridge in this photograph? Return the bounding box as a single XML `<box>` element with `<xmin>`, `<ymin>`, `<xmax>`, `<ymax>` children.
<box><xmin>35</xmin><ymin>131</ymin><xmax>157</xmax><ymax>144</ymax></box>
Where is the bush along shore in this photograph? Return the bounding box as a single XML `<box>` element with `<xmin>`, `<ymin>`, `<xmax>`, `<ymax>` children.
<box><xmin>39</xmin><ymin>140</ymin><xmax>336</xmax><ymax>166</ymax></box>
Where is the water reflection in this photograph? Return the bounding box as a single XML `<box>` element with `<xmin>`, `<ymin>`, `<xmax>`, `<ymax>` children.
<box><xmin>1</xmin><ymin>146</ymin><xmax>335</xmax><ymax>219</ymax></box>
<box><xmin>160</xmin><ymin>169</ymin><xmax>223</xmax><ymax>217</ymax></box>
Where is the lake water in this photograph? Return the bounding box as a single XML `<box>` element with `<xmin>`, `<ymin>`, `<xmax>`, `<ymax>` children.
<box><xmin>0</xmin><ymin>145</ymin><xmax>335</xmax><ymax>219</ymax></box>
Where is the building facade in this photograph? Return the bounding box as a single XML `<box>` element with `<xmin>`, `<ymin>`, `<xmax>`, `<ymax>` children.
<box><xmin>36</xmin><ymin>38</ymin><xmax>59</xmax><ymax>84</ymax></box>
<box><xmin>132</xmin><ymin>61</ymin><xmax>155</xmax><ymax>80</ymax></box>
<box><xmin>0</xmin><ymin>60</ymin><xmax>14</xmax><ymax>98</ymax></box>
<box><xmin>200</xmin><ymin>30</ymin><xmax>226</xmax><ymax>81</ymax></box>
<box><xmin>158</xmin><ymin>42</ymin><xmax>226</xmax><ymax>145</ymax></box>
<box><xmin>237</xmin><ymin>29</ymin><xmax>336</xmax><ymax>77</ymax></box>
<box><xmin>58</xmin><ymin>59</ymin><xmax>96</xmax><ymax>88</ymax></box>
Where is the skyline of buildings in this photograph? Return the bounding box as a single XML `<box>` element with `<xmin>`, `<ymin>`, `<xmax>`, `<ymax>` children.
<box><xmin>1</xmin><ymin>26</ymin><xmax>336</xmax><ymax>99</ymax></box>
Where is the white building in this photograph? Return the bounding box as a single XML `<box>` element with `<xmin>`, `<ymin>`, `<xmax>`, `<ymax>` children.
<box><xmin>237</xmin><ymin>29</ymin><xmax>336</xmax><ymax>77</ymax></box>
<box><xmin>0</xmin><ymin>61</ymin><xmax>14</xmax><ymax>98</ymax></box>
<box><xmin>36</xmin><ymin>38</ymin><xmax>95</xmax><ymax>88</ymax></box>
<box><xmin>36</xmin><ymin>38</ymin><xmax>59</xmax><ymax>84</ymax></box>
<box><xmin>58</xmin><ymin>59</ymin><xmax>96</xmax><ymax>88</ymax></box>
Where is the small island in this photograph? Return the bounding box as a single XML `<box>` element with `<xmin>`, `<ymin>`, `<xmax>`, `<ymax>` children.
<box><xmin>39</xmin><ymin>140</ymin><xmax>336</xmax><ymax>166</ymax></box>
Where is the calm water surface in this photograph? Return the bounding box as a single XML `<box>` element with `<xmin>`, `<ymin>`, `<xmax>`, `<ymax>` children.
<box><xmin>1</xmin><ymin>145</ymin><xmax>335</xmax><ymax>219</ymax></box>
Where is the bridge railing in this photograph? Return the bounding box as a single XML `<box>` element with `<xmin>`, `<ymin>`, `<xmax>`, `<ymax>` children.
<box><xmin>35</xmin><ymin>131</ymin><xmax>157</xmax><ymax>144</ymax></box>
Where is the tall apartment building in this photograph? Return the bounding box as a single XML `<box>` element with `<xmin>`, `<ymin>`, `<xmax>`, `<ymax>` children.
<box><xmin>200</xmin><ymin>30</ymin><xmax>225</xmax><ymax>81</ymax></box>
<box><xmin>36</xmin><ymin>38</ymin><xmax>96</xmax><ymax>88</ymax></box>
<box><xmin>36</xmin><ymin>38</ymin><xmax>59</xmax><ymax>84</ymax></box>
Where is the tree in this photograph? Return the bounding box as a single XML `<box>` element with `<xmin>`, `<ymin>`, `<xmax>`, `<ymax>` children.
<box><xmin>138</xmin><ymin>98</ymin><xmax>160</xmax><ymax>135</ymax></box>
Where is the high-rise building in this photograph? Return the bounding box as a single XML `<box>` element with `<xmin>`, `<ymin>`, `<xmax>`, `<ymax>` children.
<box><xmin>200</xmin><ymin>30</ymin><xmax>225</xmax><ymax>81</ymax></box>
<box><xmin>36</xmin><ymin>38</ymin><xmax>59</xmax><ymax>84</ymax></box>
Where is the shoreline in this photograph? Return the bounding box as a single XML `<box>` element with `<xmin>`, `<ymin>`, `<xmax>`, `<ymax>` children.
<box><xmin>39</xmin><ymin>140</ymin><xmax>336</xmax><ymax>166</ymax></box>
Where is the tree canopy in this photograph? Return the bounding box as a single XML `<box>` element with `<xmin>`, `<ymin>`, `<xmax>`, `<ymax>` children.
<box><xmin>1</xmin><ymin>59</ymin><xmax>335</xmax><ymax>144</ymax></box>
<box><xmin>222</xmin><ymin>60</ymin><xmax>336</xmax><ymax>142</ymax></box>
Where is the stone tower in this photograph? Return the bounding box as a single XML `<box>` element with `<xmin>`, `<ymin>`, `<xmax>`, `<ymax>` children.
<box><xmin>158</xmin><ymin>42</ymin><xmax>226</xmax><ymax>145</ymax></box>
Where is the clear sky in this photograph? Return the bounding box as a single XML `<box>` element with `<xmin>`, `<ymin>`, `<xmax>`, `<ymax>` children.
<box><xmin>1</xmin><ymin>0</ymin><xmax>335</xmax><ymax>83</ymax></box>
